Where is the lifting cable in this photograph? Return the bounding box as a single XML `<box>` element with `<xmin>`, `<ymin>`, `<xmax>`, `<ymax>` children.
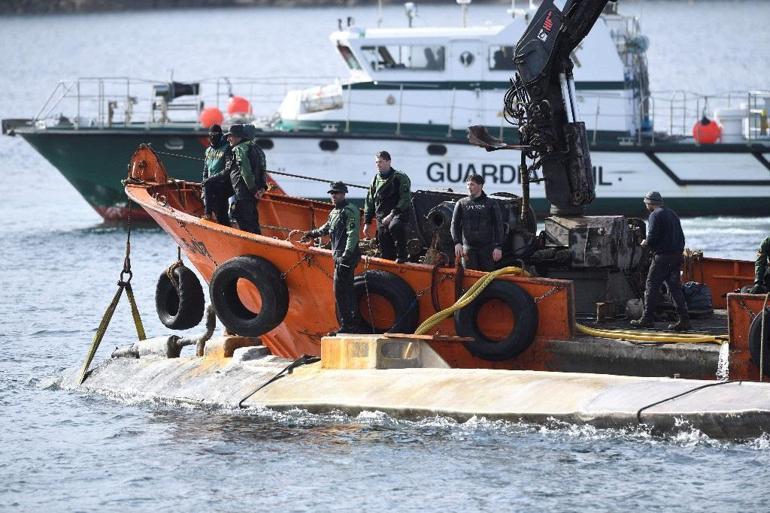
<box><xmin>237</xmin><ymin>354</ymin><xmax>320</xmax><ymax>408</ymax></box>
<box><xmin>77</xmin><ymin>203</ymin><xmax>146</xmax><ymax>385</ymax></box>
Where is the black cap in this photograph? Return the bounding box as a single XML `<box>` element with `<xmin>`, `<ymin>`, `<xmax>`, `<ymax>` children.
<box><xmin>224</xmin><ymin>124</ymin><xmax>247</xmax><ymax>139</ymax></box>
<box><xmin>327</xmin><ymin>181</ymin><xmax>348</xmax><ymax>194</ymax></box>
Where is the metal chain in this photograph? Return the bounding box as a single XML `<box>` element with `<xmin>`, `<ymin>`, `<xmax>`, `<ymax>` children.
<box><xmin>534</xmin><ymin>286</ymin><xmax>565</xmax><ymax>303</ymax></box>
<box><xmin>281</xmin><ymin>253</ymin><xmax>313</xmax><ymax>280</ymax></box>
<box><xmin>154</xmin><ymin>149</ymin><xmax>204</xmax><ymax>162</ymax></box>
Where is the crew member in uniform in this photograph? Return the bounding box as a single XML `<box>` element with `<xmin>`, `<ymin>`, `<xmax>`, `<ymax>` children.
<box><xmin>201</xmin><ymin>124</ymin><xmax>232</xmax><ymax>225</ymax></box>
<box><xmin>363</xmin><ymin>151</ymin><xmax>412</xmax><ymax>263</ymax></box>
<box><xmin>302</xmin><ymin>182</ymin><xmax>361</xmax><ymax>334</ymax></box>
<box><xmin>450</xmin><ymin>174</ymin><xmax>505</xmax><ymax>271</ymax></box>
<box><xmin>751</xmin><ymin>236</ymin><xmax>770</xmax><ymax>294</ymax></box>
<box><xmin>631</xmin><ymin>191</ymin><xmax>690</xmax><ymax>331</ymax></box>
<box><xmin>222</xmin><ymin>124</ymin><xmax>266</xmax><ymax>234</ymax></box>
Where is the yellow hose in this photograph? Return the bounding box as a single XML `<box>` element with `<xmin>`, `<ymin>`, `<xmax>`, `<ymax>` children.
<box><xmin>412</xmin><ymin>265</ymin><xmax>727</xmax><ymax>345</ymax></box>
<box><xmin>414</xmin><ymin>266</ymin><xmax>528</xmax><ymax>335</ymax></box>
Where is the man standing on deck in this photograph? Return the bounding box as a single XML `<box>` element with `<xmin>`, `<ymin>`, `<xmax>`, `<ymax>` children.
<box><xmin>301</xmin><ymin>182</ymin><xmax>362</xmax><ymax>334</ymax></box>
<box><xmin>750</xmin><ymin>236</ymin><xmax>770</xmax><ymax>294</ymax></box>
<box><xmin>201</xmin><ymin>124</ymin><xmax>232</xmax><ymax>225</ymax></box>
<box><xmin>450</xmin><ymin>174</ymin><xmax>505</xmax><ymax>271</ymax></box>
<box><xmin>222</xmin><ymin>124</ymin><xmax>266</xmax><ymax>234</ymax></box>
<box><xmin>362</xmin><ymin>151</ymin><xmax>412</xmax><ymax>263</ymax></box>
<box><xmin>630</xmin><ymin>191</ymin><xmax>690</xmax><ymax>331</ymax></box>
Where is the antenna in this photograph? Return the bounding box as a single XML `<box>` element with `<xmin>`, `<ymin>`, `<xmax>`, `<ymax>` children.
<box><xmin>404</xmin><ymin>2</ymin><xmax>417</xmax><ymax>28</ymax></box>
<box><xmin>456</xmin><ymin>0</ymin><xmax>471</xmax><ymax>28</ymax></box>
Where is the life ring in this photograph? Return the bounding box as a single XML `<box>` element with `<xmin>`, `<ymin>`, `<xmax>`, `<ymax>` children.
<box><xmin>155</xmin><ymin>264</ymin><xmax>204</xmax><ymax>330</ymax></box>
<box><xmin>209</xmin><ymin>255</ymin><xmax>289</xmax><ymax>337</ymax></box>
<box><xmin>353</xmin><ymin>270</ymin><xmax>419</xmax><ymax>333</ymax></box>
<box><xmin>454</xmin><ymin>280</ymin><xmax>538</xmax><ymax>361</ymax></box>
<box><xmin>749</xmin><ymin>308</ymin><xmax>770</xmax><ymax>377</ymax></box>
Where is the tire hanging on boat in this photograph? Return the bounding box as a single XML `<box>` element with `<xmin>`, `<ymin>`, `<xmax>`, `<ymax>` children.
<box><xmin>353</xmin><ymin>270</ymin><xmax>419</xmax><ymax>333</ymax></box>
<box><xmin>155</xmin><ymin>264</ymin><xmax>205</xmax><ymax>330</ymax></box>
<box><xmin>209</xmin><ymin>255</ymin><xmax>289</xmax><ymax>337</ymax></box>
<box><xmin>748</xmin><ymin>308</ymin><xmax>770</xmax><ymax>377</ymax></box>
<box><xmin>454</xmin><ymin>281</ymin><xmax>538</xmax><ymax>361</ymax></box>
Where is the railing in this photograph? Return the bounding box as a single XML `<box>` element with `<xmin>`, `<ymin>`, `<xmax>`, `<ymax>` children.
<box><xmin>31</xmin><ymin>76</ymin><xmax>770</xmax><ymax>145</ymax></box>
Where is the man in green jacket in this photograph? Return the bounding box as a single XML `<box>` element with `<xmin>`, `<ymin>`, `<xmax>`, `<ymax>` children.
<box><xmin>362</xmin><ymin>151</ymin><xmax>411</xmax><ymax>263</ymax></box>
<box><xmin>302</xmin><ymin>181</ymin><xmax>361</xmax><ymax>334</ymax></box>
<box><xmin>222</xmin><ymin>124</ymin><xmax>265</xmax><ymax>234</ymax></box>
<box><xmin>751</xmin><ymin>236</ymin><xmax>770</xmax><ymax>294</ymax></box>
<box><xmin>201</xmin><ymin>124</ymin><xmax>232</xmax><ymax>225</ymax></box>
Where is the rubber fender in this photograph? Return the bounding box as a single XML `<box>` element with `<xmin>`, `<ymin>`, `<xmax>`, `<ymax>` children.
<box><xmin>748</xmin><ymin>308</ymin><xmax>770</xmax><ymax>377</ymax></box>
<box><xmin>155</xmin><ymin>265</ymin><xmax>205</xmax><ymax>330</ymax></box>
<box><xmin>454</xmin><ymin>280</ymin><xmax>538</xmax><ymax>361</ymax></box>
<box><xmin>353</xmin><ymin>270</ymin><xmax>419</xmax><ymax>333</ymax></box>
<box><xmin>209</xmin><ymin>255</ymin><xmax>289</xmax><ymax>337</ymax></box>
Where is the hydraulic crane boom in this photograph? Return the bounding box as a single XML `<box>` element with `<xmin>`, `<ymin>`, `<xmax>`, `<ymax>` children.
<box><xmin>508</xmin><ymin>0</ymin><xmax>612</xmax><ymax>215</ymax></box>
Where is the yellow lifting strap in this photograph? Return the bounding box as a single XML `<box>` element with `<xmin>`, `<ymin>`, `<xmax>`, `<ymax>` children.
<box><xmin>414</xmin><ymin>266</ymin><xmax>529</xmax><ymax>336</ymax></box>
<box><xmin>78</xmin><ymin>208</ymin><xmax>146</xmax><ymax>385</ymax></box>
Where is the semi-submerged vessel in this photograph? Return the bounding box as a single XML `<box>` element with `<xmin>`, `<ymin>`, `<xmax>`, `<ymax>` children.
<box><xmin>73</xmin><ymin>0</ymin><xmax>770</xmax><ymax>438</ymax></box>
<box><xmin>3</xmin><ymin>1</ymin><xmax>770</xmax><ymax>221</ymax></box>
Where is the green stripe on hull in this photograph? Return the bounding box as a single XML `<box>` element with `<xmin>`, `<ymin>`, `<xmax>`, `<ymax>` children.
<box><xmin>349</xmin><ymin>81</ymin><xmax>627</xmax><ymax>91</ymax></box>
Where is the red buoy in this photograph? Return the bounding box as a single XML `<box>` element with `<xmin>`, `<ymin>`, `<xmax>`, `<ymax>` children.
<box><xmin>227</xmin><ymin>96</ymin><xmax>252</xmax><ymax>116</ymax></box>
<box><xmin>692</xmin><ymin>116</ymin><xmax>721</xmax><ymax>144</ymax></box>
<box><xmin>199</xmin><ymin>107</ymin><xmax>224</xmax><ymax>128</ymax></box>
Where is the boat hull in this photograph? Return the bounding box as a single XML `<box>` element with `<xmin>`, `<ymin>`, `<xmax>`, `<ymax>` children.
<box><xmin>14</xmin><ymin>126</ymin><xmax>770</xmax><ymax>220</ymax></box>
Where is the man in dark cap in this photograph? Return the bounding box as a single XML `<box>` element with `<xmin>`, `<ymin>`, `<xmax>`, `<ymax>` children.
<box><xmin>362</xmin><ymin>150</ymin><xmax>412</xmax><ymax>263</ymax></box>
<box><xmin>302</xmin><ymin>181</ymin><xmax>362</xmax><ymax>334</ymax></box>
<box><xmin>631</xmin><ymin>191</ymin><xmax>690</xmax><ymax>331</ymax></box>
<box><xmin>450</xmin><ymin>174</ymin><xmax>505</xmax><ymax>271</ymax></box>
<box><xmin>221</xmin><ymin>123</ymin><xmax>265</xmax><ymax>234</ymax></box>
<box><xmin>201</xmin><ymin>124</ymin><xmax>232</xmax><ymax>225</ymax></box>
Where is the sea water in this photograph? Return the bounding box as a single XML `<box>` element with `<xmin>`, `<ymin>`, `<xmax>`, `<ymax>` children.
<box><xmin>1</xmin><ymin>2</ymin><xmax>770</xmax><ymax>511</ymax></box>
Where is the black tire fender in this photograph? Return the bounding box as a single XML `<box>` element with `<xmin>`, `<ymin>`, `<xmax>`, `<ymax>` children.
<box><xmin>155</xmin><ymin>265</ymin><xmax>205</xmax><ymax>330</ymax></box>
<box><xmin>209</xmin><ymin>255</ymin><xmax>289</xmax><ymax>337</ymax></box>
<box><xmin>749</xmin><ymin>308</ymin><xmax>770</xmax><ymax>377</ymax></box>
<box><xmin>353</xmin><ymin>270</ymin><xmax>419</xmax><ymax>333</ymax></box>
<box><xmin>454</xmin><ymin>280</ymin><xmax>538</xmax><ymax>361</ymax></box>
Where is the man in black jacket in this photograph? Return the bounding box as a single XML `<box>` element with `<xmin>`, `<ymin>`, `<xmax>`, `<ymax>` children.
<box><xmin>630</xmin><ymin>191</ymin><xmax>690</xmax><ymax>331</ymax></box>
<box><xmin>450</xmin><ymin>174</ymin><xmax>505</xmax><ymax>271</ymax></box>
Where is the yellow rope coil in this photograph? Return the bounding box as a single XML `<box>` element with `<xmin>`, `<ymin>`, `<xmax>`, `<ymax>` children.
<box><xmin>414</xmin><ymin>266</ymin><xmax>528</xmax><ymax>335</ymax></box>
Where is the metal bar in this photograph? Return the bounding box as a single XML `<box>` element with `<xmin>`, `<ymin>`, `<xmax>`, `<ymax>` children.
<box><xmin>345</xmin><ymin>83</ymin><xmax>352</xmax><ymax>133</ymax></box>
<box><xmin>396</xmin><ymin>83</ymin><xmax>403</xmax><ymax>136</ymax></box>
<box><xmin>447</xmin><ymin>87</ymin><xmax>456</xmax><ymax>137</ymax></box>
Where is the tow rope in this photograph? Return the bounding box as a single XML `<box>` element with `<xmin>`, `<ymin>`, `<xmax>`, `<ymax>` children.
<box><xmin>77</xmin><ymin>203</ymin><xmax>146</xmax><ymax>385</ymax></box>
<box><xmin>237</xmin><ymin>354</ymin><xmax>320</xmax><ymax>408</ymax></box>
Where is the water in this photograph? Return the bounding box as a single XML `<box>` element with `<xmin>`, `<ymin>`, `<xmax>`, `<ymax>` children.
<box><xmin>2</xmin><ymin>2</ymin><xmax>770</xmax><ymax>511</ymax></box>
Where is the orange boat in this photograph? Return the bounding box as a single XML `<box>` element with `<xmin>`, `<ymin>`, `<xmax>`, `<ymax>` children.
<box><xmin>125</xmin><ymin>145</ymin><xmax>770</xmax><ymax>382</ymax></box>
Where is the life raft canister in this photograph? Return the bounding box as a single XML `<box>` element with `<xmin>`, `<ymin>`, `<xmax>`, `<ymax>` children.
<box><xmin>748</xmin><ymin>308</ymin><xmax>770</xmax><ymax>377</ymax></box>
<box><xmin>454</xmin><ymin>280</ymin><xmax>538</xmax><ymax>361</ymax></box>
<box><xmin>353</xmin><ymin>270</ymin><xmax>419</xmax><ymax>333</ymax></box>
<box><xmin>209</xmin><ymin>255</ymin><xmax>289</xmax><ymax>337</ymax></box>
<box><xmin>155</xmin><ymin>264</ymin><xmax>205</xmax><ymax>330</ymax></box>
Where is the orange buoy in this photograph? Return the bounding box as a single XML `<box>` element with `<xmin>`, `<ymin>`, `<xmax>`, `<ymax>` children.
<box><xmin>227</xmin><ymin>96</ymin><xmax>252</xmax><ymax>116</ymax></box>
<box><xmin>692</xmin><ymin>116</ymin><xmax>721</xmax><ymax>144</ymax></box>
<box><xmin>199</xmin><ymin>107</ymin><xmax>224</xmax><ymax>128</ymax></box>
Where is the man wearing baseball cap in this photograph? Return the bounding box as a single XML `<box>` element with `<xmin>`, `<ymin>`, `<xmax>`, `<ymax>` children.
<box><xmin>630</xmin><ymin>191</ymin><xmax>690</xmax><ymax>331</ymax></box>
<box><xmin>302</xmin><ymin>181</ymin><xmax>362</xmax><ymax>334</ymax></box>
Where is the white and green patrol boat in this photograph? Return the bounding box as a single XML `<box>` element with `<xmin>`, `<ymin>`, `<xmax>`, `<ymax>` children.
<box><xmin>3</xmin><ymin>2</ymin><xmax>769</xmax><ymax>220</ymax></box>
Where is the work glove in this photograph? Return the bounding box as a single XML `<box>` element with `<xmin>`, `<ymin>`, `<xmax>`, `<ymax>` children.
<box><xmin>300</xmin><ymin>230</ymin><xmax>317</xmax><ymax>242</ymax></box>
<box><xmin>338</xmin><ymin>251</ymin><xmax>354</xmax><ymax>268</ymax></box>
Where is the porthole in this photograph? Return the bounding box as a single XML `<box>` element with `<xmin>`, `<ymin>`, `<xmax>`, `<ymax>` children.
<box><xmin>256</xmin><ymin>138</ymin><xmax>274</xmax><ymax>150</ymax></box>
<box><xmin>319</xmin><ymin>139</ymin><xmax>339</xmax><ymax>152</ymax></box>
<box><xmin>427</xmin><ymin>144</ymin><xmax>447</xmax><ymax>156</ymax></box>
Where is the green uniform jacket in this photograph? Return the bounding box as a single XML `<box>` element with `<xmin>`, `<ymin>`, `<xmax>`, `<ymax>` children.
<box><xmin>311</xmin><ymin>201</ymin><xmax>360</xmax><ymax>258</ymax></box>
<box><xmin>202</xmin><ymin>141</ymin><xmax>229</xmax><ymax>180</ymax></box>
<box><xmin>363</xmin><ymin>168</ymin><xmax>411</xmax><ymax>224</ymax></box>
<box><xmin>228</xmin><ymin>141</ymin><xmax>255</xmax><ymax>192</ymax></box>
<box><xmin>755</xmin><ymin>236</ymin><xmax>770</xmax><ymax>285</ymax></box>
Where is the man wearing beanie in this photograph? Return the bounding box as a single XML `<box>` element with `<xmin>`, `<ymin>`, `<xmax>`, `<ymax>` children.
<box><xmin>630</xmin><ymin>191</ymin><xmax>690</xmax><ymax>331</ymax></box>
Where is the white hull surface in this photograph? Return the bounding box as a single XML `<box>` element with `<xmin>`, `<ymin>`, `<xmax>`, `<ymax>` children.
<box><xmin>264</xmin><ymin>135</ymin><xmax>770</xmax><ymax>215</ymax></box>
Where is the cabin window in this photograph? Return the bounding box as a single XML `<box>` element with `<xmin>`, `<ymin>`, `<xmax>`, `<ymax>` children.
<box><xmin>488</xmin><ymin>45</ymin><xmax>516</xmax><ymax>70</ymax></box>
<box><xmin>337</xmin><ymin>45</ymin><xmax>362</xmax><ymax>71</ymax></box>
<box><xmin>361</xmin><ymin>45</ymin><xmax>445</xmax><ymax>71</ymax></box>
